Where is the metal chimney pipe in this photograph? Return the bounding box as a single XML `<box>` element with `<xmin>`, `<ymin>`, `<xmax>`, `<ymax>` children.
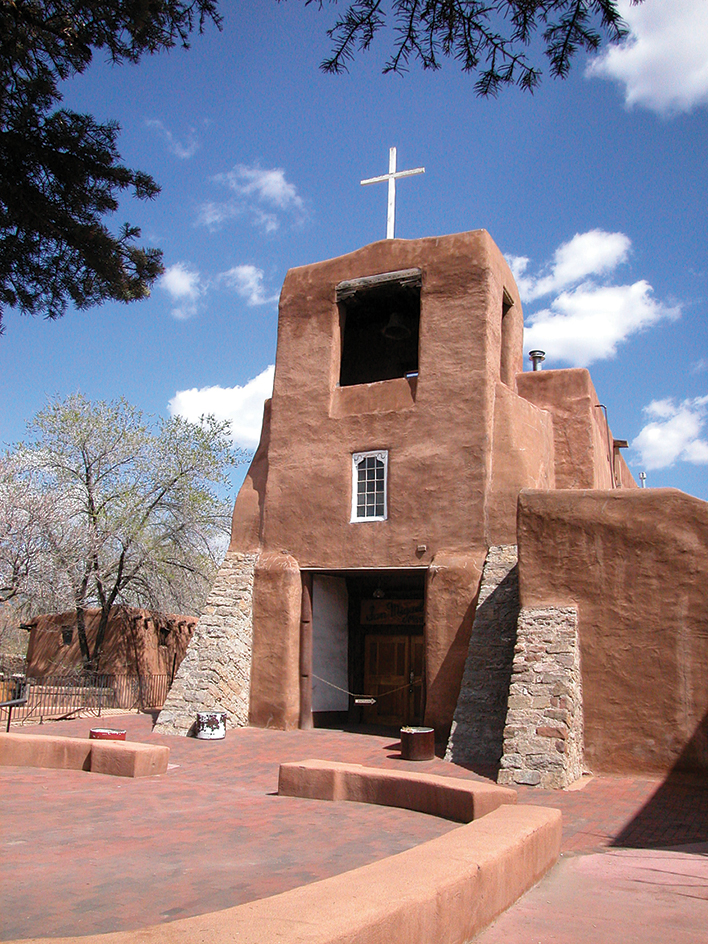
<box><xmin>529</xmin><ymin>350</ymin><xmax>546</xmax><ymax>371</ymax></box>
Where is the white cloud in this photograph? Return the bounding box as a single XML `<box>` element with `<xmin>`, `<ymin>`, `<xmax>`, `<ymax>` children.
<box><xmin>198</xmin><ymin>163</ymin><xmax>305</xmax><ymax>233</ymax></box>
<box><xmin>509</xmin><ymin>231</ymin><xmax>631</xmax><ymax>302</ymax></box>
<box><xmin>524</xmin><ymin>280</ymin><xmax>679</xmax><ymax>366</ymax></box>
<box><xmin>632</xmin><ymin>396</ymin><xmax>708</xmax><ymax>469</ymax></box>
<box><xmin>252</xmin><ymin>209</ymin><xmax>279</xmax><ymax>234</ymax></box>
<box><xmin>587</xmin><ymin>0</ymin><xmax>708</xmax><ymax>116</ymax></box>
<box><xmin>195</xmin><ymin>201</ymin><xmax>238</xmax><ymax>229</ymax></box>
<box><xmin>219</xmin><ymin>265</ymin><xmax>278</xmax><ymax>306</ymax></box>
<box><xmin>159</xmin><ymin>263</ymin><xmax>204</xmax><ymax>320</ymax></box>
<box><xmin>223</xmin><ymin>166</ymin><xmax>303</xmax><ymax>211</ymax></box>
<box><xmin>145</xmin><ymin>119</ymin><xmax>199</xmax><ymax>159</ymax></box>
<box><xmin>512</xmin><ymin>230</ymin><xmax>680</xmax><ymax>366</ymax></box>
<box><xmin>168</xmin><ymin>365</ymin><xmax>275</xmax><ymax>450</ymax></box>
<box><xmin>159</xmin><ymin>261</ymin><xmax>277</xmax><ymax>318</ymax></box>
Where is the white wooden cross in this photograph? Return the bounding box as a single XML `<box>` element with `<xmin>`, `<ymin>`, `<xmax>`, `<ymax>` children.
<box><xmin>361</xmin><ymin>147</ymin><xmax>425</xmax><ymax>239</ymax></box>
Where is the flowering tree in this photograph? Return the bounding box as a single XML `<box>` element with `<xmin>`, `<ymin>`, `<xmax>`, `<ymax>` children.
<box><xmin>2</xmin><ymin>393</ymin><xmax>246</xmax><ymax>672</ymax></box>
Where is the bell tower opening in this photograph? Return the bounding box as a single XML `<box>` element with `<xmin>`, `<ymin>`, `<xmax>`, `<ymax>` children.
<box><xmin>337</xmin><ymin>269</ymin><xmax>421</xmax><ymax>387</ymax></box>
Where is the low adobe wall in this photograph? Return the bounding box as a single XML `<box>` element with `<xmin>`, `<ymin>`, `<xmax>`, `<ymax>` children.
<box><xmin>0</xmin><ymin>732</ymin><xmax>169</xmax><ymax>778</ymax></box>
<box><xmin>518</xmin><ymin>487</ymin><xmax>708</xmax><ymax>774</ymax></box>
<box><xmin>278</xmin><ymin>759</ymin><xmax>517</xmax><ymax>821</ymax></box>
<box><xmin>6</xmin><ymin>799</ymin><xmax>560</xmax><ymax>944</ymax></box>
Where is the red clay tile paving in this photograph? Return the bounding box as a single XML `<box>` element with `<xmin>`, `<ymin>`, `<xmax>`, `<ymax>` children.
<box><xmin>2</xmin><ymin>712</ymin><xmax>708</xmax><ymax>943</ymax></box>
<box><xmin>512</xmin><ymin>773</ymin><xmax>708</xmax><ymax>853</ymax></box>
<box><xmin>1</xmin><ymin>714</ymin><xmax>460</xmax><ymax>940</ymax></box>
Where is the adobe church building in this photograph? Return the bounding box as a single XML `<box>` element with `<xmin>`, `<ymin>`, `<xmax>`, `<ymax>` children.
<box><xmin>156</xmin><ymin>230</ymin><xmax>708</xmax><ymax>789</ymax></box>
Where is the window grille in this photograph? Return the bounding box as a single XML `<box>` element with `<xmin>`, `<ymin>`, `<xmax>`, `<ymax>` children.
<box><xmin>352</xmin><ymin>451</ymin><xmax>388</xmax><ymax>521</ymax></box>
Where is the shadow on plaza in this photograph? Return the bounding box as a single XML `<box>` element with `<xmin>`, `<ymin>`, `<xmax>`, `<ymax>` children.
<box><xmin>611</xmin><ymin>710</ymin><xmax>708</xmax><ymax>851</ymax></box>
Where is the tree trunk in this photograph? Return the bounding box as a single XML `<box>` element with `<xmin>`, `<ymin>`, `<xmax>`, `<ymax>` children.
<box><xmin>91</xmin><ymin>605</ymin><xmax>112</xmax><ymax>675</ymax></box>
<box><xmin>75</xmin><ymin>605</ymin><xmax>91</xmax><ymax>670</ymax></box>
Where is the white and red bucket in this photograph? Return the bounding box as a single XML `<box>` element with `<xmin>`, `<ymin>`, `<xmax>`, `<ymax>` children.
<box><xmin>195</xmin><ymin>711</ymin><xmax>227</xmax><ymax>739</ymax></box>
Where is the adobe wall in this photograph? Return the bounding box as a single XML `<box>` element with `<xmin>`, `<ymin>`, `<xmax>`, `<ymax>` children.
<box><xmin>517</xmin><ymin>488</ymin><xmax>708</xmax><ymax>774</ymax></box>
<box><xmin>249</xmin><ymin>551</ymin><xmax>301</xmax><ymax>730</ymax></box>
<box><xmin>243</xmin><ymin>231</ymin><xmax>553</xmax><ymax>568</ymax></box>
<box><xmin>227</xmin><ymin>232</ymin><xmax>648</xmax><ymax>741</ymax></box>
<box><xmin>230</xmin><ymin>231</ymin><xmax>564</xmax><ymax>736</ymax></box>
<box><xmin>0</xmin><ymin>732</ymin><xmax>170</xmax><ymax>778</ymax></box>
<box><xmin>487</xmin><ymin>383</ymin><xmax>555</xmax><ymax>542</ymax></box>
<box><xmin>517</xmin><ymin>369</ymin><xmax>636</xmax><ymax>489</ymax></box>
<box><xmin>424</xmin><ymin>549</ymin><xmax>486</xmax><ymax>735</ymax></box>
<box><xmin>278</xmin><ymin>759</ymin><xmax>517</xmax><ymax>821</ymax></box>
<box><xmin>229</xmin><ymin>400</ymin><xmax>271</xmax><ymax>553</ymax></box>
<box><xmin>25</xmin><ymin>608</ymin><xmax>195</xmax><ymax>678</ymax></box>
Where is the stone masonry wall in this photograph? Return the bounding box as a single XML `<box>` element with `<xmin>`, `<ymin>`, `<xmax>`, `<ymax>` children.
<box><xmin>445</xmin><ymin>545</ymin><xmax>519</xmax><ymax>770</ymax></box>
<box><xmin>498</xmin><ymin>606</ymin><xmax>584</xmax><ymax>789</ymax></box>
<box><xmin>154</xmin><ymin>551</ymin><xmax>257</xmax><ymax>736</ymax></box>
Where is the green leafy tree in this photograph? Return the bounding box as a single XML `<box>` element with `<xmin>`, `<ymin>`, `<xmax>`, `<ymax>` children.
<box><xmin>296</xmin><ymin>0</ymin><xmax>632</xmax><ymax>94</ymax></box>
<box><xmin>8</xmin><ymin>393</ymin><xmax>245</xmax><ymax>673</ymax></box>
<box><xmin>0</xmin><ymin>1</ymin><xmax>221</xmax><ymax>331</ymax></box>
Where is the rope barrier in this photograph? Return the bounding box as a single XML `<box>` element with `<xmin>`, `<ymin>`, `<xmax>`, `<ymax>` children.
<box><xmin>311</xmin><ymin>673</ymin><xmax>421</xmax><ymax>702</ymax></box>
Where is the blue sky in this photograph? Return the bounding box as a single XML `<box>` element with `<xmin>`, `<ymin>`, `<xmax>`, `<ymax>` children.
<box><xmin>1</xmin><ymin>0</ymin><xmax>707</xmax><ymax>501</ymax></box>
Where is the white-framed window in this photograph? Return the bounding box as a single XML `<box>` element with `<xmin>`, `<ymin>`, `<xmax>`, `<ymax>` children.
<box><xmin>351</xmin><ymin>450</ymin><xmax>388</xmax><ymax>521</ymax></box>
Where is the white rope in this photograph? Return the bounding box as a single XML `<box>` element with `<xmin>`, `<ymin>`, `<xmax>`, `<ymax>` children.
<box><xmin>311</xmin><ymin>673</ymin><xmax>419</xmax><ymax>700</ymax></box>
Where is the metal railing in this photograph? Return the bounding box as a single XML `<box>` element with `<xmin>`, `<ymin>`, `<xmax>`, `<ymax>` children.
<box><xmin>0</xmin><ymin>674</ymin><xmax>171</xmax><ymax>726</ymax></box>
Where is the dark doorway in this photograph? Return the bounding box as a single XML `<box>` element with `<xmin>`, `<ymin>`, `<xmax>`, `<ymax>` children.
<box><xmin>347</xmin><ymin>570</ymin><xmax>425</xmax><ymax>728</ymax></box>
<box><xmin>310</xmin><ymin>569</ymin><xmax>426</xmax><ymax>730</ymax></box>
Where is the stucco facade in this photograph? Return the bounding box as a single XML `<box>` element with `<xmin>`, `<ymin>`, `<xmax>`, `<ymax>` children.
<box><xmin>516</xmin><ymin>488</ymin><xmax>708</xmax><ymax>775</ymax></box>
<box><xmin>224</xmin><ymin>231</ymin><xmax>635</xmax><ymax>739</ymax></box>
<box><xmin>154</xmin><ymin>228</ymin><xmax>708</xmax><ymax>785</ymax></box>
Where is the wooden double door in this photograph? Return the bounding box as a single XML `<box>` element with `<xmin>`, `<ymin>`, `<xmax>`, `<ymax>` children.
<box><xmin>362</xmin><ymin>633</ymin><xmax>424</xmax><ymax>726</ymax></box>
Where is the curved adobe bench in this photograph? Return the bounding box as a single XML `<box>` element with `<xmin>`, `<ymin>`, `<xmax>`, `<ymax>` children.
<box><xmin>0</xmin><ymin>732</ymin><xmax>169</xmax><ymax>778</ymax></box>
<box><xmin>278</xmin><ymin>758</ymin><xmax>516</xmax><ymax>821</ymax></box>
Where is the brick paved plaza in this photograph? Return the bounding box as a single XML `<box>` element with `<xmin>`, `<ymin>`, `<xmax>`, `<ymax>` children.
<box><xmin>1</xmin><ymin>713</ymin><xmax>707</xmax><ymax>942</ymax></box>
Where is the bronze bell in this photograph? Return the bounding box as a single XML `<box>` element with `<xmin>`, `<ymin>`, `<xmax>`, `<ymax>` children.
<box><xmin>381</xmin><ymin>311</ymin><xmax>411</xmax><ymax>341</ymax></box>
